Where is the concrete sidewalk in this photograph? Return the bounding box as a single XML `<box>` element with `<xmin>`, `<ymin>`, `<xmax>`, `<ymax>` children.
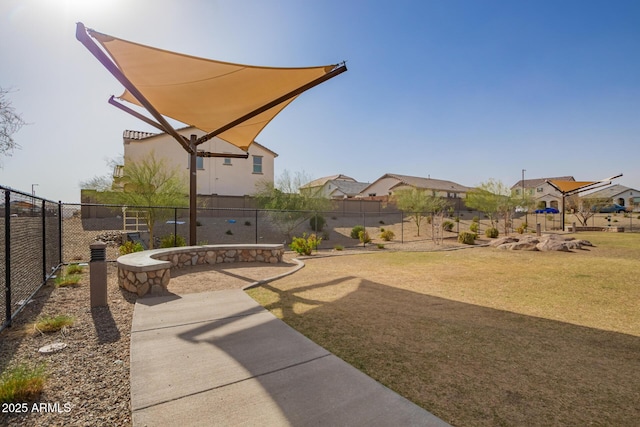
<box><xmin>130</xmin><ymin>289</ymin><xmax>450</xmax><ymax>426</ymax></box>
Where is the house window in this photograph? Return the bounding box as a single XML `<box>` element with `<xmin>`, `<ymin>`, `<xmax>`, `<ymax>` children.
<box><xmin>223</xmin><ymin>157</ymin><xmax>232</xmax><ymax>166</ymax></box>
<box><xmin>187</xmin><ymin>153</ymin><xmax>204</xmax><ymax>170</ymax></box>
<box><xmin>252</xmin><ymin>156</ymin><xmax>263</xmax><ymax>174</ymax></box>
<box><xmin>537</xmin><ymin>187</ymin><xmax>543</xmax><ymax>193</ymax></box>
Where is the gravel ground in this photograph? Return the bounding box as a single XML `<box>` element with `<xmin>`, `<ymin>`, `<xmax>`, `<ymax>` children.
<box><xmin>0</xmin><ymin>254</ymin><xmax>300</xmax><ymax>427</ymax></box>
<box><xmin>1</xmin><ymin>263</ymin><xmax>135</xmax><ymax>427</ymax></box>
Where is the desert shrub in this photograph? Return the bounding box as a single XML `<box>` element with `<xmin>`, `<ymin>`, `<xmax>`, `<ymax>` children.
<box><xmin>334</xmin><ymin>244</ymin><xmax>344</xmax><ymax>251</ymax></box>
<box><xmin>119</xmin><ymin>241</ymin><xmax>144</xmax><ymax>255</ymax></box>
<box><xmin>380</xmin><ymin>229</ymin><xmax>395</xmax><ymax>241</ymax></box>
<box><xmin>442</xmin><ymin>221</ymin><xmax>454</xmax><ymax>232</ymax></box>
<box><xmin>350</xmin><ymin>225</ymin><xmax>365</xmax><ymax>239</ymax></box>
<box><xmin>159</xmin><ymin>234</ymin><xmax>186</xmax><ymax>248</ymax></box>
<box><xmin>469</xmin><ymin>221</ymin><xmax>479</xmax><ymax>233</ymax></box>
<box><xmin>54</xmin><ymin>275</ymin><xmax>81</xmax><ymax>288</ymax></box>
<box><xmin>0</xmin><ymin>363</ymin><xmax>47</xmax><ymax>403</ymax></box>
<box><xmin>34</xmin><ymin>315</ymin><xmax>74</xmax><ymax>333</ymax></box>
<box><xmin>65</xmin><ymin>264</ymin><xmax>83</xmax><ymax>275</ymax></box>
<box><xmin>358</xmin><ymin>230</ymin><xmax>371</xmax><ymax>244</ymax></box>
<box><xmin>516</xmin><ymin>223</ymin><xmax>528</xmax><ymax>234</ymax></box>
<box><xmin>290</xmin><ymin>233</ymin><xmax>322</xmax><ymax>256</ymax></box>
<box><xmin>309</xmin><ymin>215</ymin><xmax>326</xmax><ymax>232</ymax></box>
<box><xmin>472</xmin><ymin>216</ymin><xmax>479</xmax><ymax>223</ymax></box>
<box><xmin>485</xmin><ymin>227</ymin><xmax>499</xmax><ymax>238</ymax></box>
<box><xmin>458</xmin><ymin>232</ymin><xmax>476</xmax><ymax>245</ymax></box>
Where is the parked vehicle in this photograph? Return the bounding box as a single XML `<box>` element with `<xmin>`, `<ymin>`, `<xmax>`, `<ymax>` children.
<box><xmin>597</xmin><ymin>204</ymin><xmax>628</xmax><ymax>213</ymax></box>
<box><xmin>534</xmin><ymin>207</ymin><xmax>559</xmax><ymax>214</ymax></box>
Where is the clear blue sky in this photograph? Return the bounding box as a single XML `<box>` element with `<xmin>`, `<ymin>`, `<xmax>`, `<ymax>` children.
<box><xmin>1</xmin><ymin>0</ymin><xmax>639</xmax><ymax>203</ymax></box>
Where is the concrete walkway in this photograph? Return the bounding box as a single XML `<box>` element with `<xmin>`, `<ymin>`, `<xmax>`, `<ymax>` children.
<box><xmin>130</xmin><ymin>289</ymin><xmax>450</xmax><ymax>426</ymax></box>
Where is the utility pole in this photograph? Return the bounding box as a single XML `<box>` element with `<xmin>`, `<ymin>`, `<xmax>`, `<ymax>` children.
<box><xmin>522</xmin><ymin>169</ymin><xmax>527</xmax><ymax>225</ymax></box>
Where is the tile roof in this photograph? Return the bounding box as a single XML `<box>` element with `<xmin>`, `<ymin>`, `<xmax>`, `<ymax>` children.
<box><xmin>583</xmin><ymin>184</ymin><xmax>635</xmax><ymax>199</ymax></box>
<box><xmin>511</xmin><ymin>176</ymin><xmax>574</xmax><ymax>189</ymax></box>
<box><xmin>384</xmin><ymin>173</ymin><xmax>470</xmax><ymax>193</ymax></box>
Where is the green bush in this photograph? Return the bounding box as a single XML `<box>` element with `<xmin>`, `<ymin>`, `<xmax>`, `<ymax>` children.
<box><xmin>309</xmin><ymin>215</ymin><xmax>326</xmax><ymax>232</ymax></box>
<box><xmin>485</xmin><ymin>227</ymin><xmax>499</xmax><ymax>238</ymax></box>
<box><xmin>358</xmin><ymin>230</ymin><xmax>371</xmax><ymax>244</ymax></box>
<box><xmin>0</xmin><ymin>363</ymin><xmax>47</xmax><ymax>404</ymax></box>
<box><xmin>290</xmin><ymin>233</ymin><xmax>322</xmax><ymax>256</ymax></box>
<box><xmin>458</xmin><ymin>232</ymin><xmax>476</xmax><ymax>245</ymax></box>
<box><xmin>119</xmin><ymin>241</ymin><xmax>144</xmax><ymax>255</ymax></box>
<box><xmin>159</xmin><ymin>234</ymin><xmax>186</xmax><ymax>248</ymax></box>
<box><xmin>377</xmin><ymin>243</ymin><xmax>385</xmax><ymax>249</ymax></box>
<box><xmin>380</xmin><ymin>229</ymin><xmax>395</xmax><ymax>241</ymax></box>
<box><xmin>516</xmin><ymin>223</ymin><xmax>528</xmax><ymax>234</ymax></box>
<box><xmin>442</xmin><ymin>220</ymin><xmax>454</xmax><ymax>232</ymax></box>
<box><xmin>472</xmin><ymin>216</ymin><xmax>479</xmax><ymax>223</ymax></box>
<box><xmin>334</xmin><ymin>244</ymin><xmax>344</xmax><ymax>251</ymax></box>
<box><xmin>350</xmin><ymin>225</ymin><xmax>365</xmax><ymax>239</ymax></box>
<box><xmin>469</xmin><ymin>222</ymin><xmax>479</xmax><ymax>233</ymax></box>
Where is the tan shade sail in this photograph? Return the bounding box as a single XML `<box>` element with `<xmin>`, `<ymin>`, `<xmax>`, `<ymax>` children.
<box><xmin>88</xmin><ymin>29</ymin><xmax>341</xmax><ymax>150</ymax></box>
<box><xmin>548</xmin><ymin>180</ymin><xmax>597</xmax><ymax>194</ymax></box>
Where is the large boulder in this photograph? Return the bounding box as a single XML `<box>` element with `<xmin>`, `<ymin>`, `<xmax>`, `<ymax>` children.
<box><xmin>490</xmin><ymin>234</ymin><xmax>593</xmax><ymax>252</ymax></box>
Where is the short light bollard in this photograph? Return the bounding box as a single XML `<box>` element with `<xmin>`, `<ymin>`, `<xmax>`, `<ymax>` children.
<box><xmin>90</xmin><ymin>241</ymin><xmax>108</xmax><ymax>308</ymax></box>
<box><xmin>536</xmin><ymin>223</ymin><xmax>541</xmax><ymax>236</ymax></box>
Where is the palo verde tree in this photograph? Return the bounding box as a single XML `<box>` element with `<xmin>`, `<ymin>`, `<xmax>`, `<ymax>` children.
<box><xmin>392</xmin><ymin>188</ymin><xmax>450</xmax><ymax>237</ymax></box>
<box><xmin>465</xmin><ymin>179</ymin><xmax>521</xmax><ymax>235</ymax></box>
<box><xmin>0</xmin><ymin>87</ymin><xmax>26</xmax><ymax>164</ymax></box>
<box><xmin>566</xmin><ymin>195</ymin><xmax>610</xmax><ymax>226</ymax></box>
<box><xmin>92</xmin><ymin>153</ymin><xmax>188</xmax><ymax>249</ymax></box>
<box><xmin>254</xmin><ymin>170</ymin><xmax>330</xmax><ymax>240</ymax></box>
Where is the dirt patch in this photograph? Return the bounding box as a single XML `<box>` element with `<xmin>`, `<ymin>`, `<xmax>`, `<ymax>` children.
<box><xmin>166</xmin><ymin>254</ymin><xmax>299</xmax><ymax>294</ymax></box>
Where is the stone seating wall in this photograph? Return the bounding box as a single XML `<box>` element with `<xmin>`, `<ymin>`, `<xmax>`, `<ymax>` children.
<box><xmin>117</xmin><ymin>244</ymin><xmax>284</xmax><ymax>296</ymax></box>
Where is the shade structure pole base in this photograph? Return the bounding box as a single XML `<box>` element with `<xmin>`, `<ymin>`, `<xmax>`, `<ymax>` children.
<box><xmin>189</xmin><ymin>135</ymin><xmax>197</xmax><ymax>246</ymax></box>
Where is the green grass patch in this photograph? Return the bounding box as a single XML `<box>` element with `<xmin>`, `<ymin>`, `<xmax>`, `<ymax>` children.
<box><xmin>34</xmin><ymin>315</ymin><xmax>74</xmax><ymax>333</ymax></box>
<box><xmin>54</xmin><ymin>274</ymin><xmax>81</xmax><ymax>287</ymax></box>
<box><xmin>65</xmin><ymin>263</ymin><xmax>84</xmax><ymax>275</ymax></box>
<box><xmin>0</xmin><ymin>364</ymin><xmax>47</xmax><ymax>403</ymax></box>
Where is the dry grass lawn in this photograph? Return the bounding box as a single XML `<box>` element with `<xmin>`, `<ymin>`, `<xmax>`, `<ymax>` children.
<box><xmin>247</xmin><ymin>232</ymin><xmax>640</xmax><ymax>426</ymax></box>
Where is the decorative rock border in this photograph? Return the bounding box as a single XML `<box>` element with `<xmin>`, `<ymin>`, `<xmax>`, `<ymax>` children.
<box><xmin>117</xmin><ymin>244</ymin><xmax>284</xmax><ymax>296</ymax></box>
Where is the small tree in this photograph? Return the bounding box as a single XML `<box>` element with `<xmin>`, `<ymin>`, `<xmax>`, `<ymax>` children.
<box><xmin>0</xmin><ymin>87</ymin><xmax>26</xmax><ymax>165</ymax></box>
<box><xmin>392</xmin><ymin>188</ymin><xmax>449</xmax><ymax>237</ymax></box>
<box><xmin>567</xmin><ymin>195</ymin><xmax>610</xmax><ymax>226</ymax></box>
<box><xmin>466</xmin><ymin>179</ymin><xmax>520</xmax><ymax>235</ymax></box>
<box><xmin>97</xmin><ymin>153</ymin><xmax>188</xmax><ymax>249</ymax></box>
<box><xmin>254</xmin><ymin>170</ymin><xmax>330</xmax><ymax>239</ymax></box>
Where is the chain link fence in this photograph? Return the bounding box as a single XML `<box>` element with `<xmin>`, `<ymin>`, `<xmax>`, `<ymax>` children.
<box><xmin>4</xmin><ymin>191</ymin><xmax>639</xmax><ymax>331</ymax></box>
<box><xmin>1</xmin><ymin>186</ymin><xmax>61</xmax><ymax>330</ymax></box>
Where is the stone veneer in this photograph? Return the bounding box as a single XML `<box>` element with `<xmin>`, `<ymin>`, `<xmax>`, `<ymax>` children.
<box><xmin>117</xmin><ymin>244</ymin><xmax>284</xmax><ymax>297</ymax></box>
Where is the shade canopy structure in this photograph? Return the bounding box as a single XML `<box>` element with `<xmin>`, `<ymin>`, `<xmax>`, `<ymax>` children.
<box><xmin>546</xmin><ymin>174</ymin><xmax>623</xmax><ymax>229</ymax></box>
<box><xmin>76</xmin><ymin>22</ymin><xmax>347</xmax><ymax>244</ymax></box>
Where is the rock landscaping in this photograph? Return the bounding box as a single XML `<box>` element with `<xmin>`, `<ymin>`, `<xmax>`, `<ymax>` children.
<box><xmin>490</xmin><ymin>234</ymin><xmax>594</xmax><ymax>252</ymax></box>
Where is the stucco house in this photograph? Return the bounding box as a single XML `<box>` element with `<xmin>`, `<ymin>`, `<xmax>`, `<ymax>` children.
<box><xmin>300</xmin><ymin>174</ymin><xmax>369</xmax><ymax>199</ymax></box>
<box><xmin>118</xmin><ymin>127</ymin><xmax>277</xmax><ymax>196</ymax></box>
<box><xmin>360</xmin><ymin>173</ymin><xmax>470</xmax><ymax>200</ymax></box>
<box><xmin>582</xmin><ymin>184</ymin><xmax>640</xmax><ymax>211</ymax></box>
<box><xmin>511</xmin><ymin>176</ymin><xmax>574</xmax><ymax>211</ymax></box>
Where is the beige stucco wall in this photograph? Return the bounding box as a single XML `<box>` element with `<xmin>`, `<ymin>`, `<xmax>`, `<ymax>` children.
<box><xmin>123</xmin><ymin>128</ymin><xmax>275</xmax><ymax>196</ymax></box>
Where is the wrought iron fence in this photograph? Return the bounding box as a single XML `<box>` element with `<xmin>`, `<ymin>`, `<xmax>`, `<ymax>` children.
<box><xmin>1</xmin><ymin>186</ymin><xmax>62</xmax><ymax>331</ymax></box>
